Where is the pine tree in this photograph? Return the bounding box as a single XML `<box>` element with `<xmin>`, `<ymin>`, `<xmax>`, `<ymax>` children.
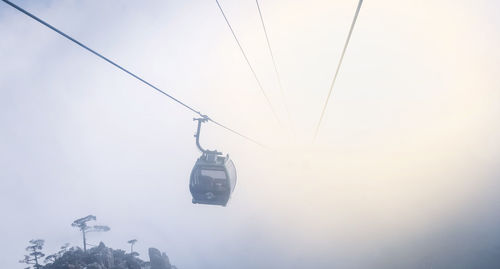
<box><xmin>19</xmin><ymin>239</ymin><xmax>45</xmax><ymax>269</ymax></box>
<box><xmin>71</xmin><ymin>215</ymin><xmax>110</xmax><ymax>252</ymax></box>
<box><xmin>127</xmin><ymin>239</ymin><xmax>138</xmax><ymax>253</ymax></box>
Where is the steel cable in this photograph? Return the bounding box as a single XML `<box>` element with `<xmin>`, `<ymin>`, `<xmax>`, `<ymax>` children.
<box><xmin>1</xmin><ymin>0</ymin><xmax>269</xmax><ymax>149</ymax></box>
<box><xmin>313</xmin><ymin>0</ymin><xmax>364</xmax><ymax>141</ymax></box>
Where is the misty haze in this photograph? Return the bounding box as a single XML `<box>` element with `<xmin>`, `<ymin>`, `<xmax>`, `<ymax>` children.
<box><xmin>1</xmin><ymin>0</ymin><xmax>500</xmax><ymax>268</ymax></box>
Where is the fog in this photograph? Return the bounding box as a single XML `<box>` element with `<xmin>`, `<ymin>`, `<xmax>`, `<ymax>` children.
<box><xmin>1</xmin><ymin>0</ymin><xmax>500</xmax><ymax>268</ymax></box>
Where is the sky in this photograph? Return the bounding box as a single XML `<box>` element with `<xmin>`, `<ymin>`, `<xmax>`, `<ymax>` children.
<box><xmin>1</xmin><ymin>0</ymin><xmax>500</xmax><ymax>268</ymax></box>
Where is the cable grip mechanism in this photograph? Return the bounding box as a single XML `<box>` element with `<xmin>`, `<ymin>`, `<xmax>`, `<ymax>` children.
<box><xmin>193</xmin><ymin>117</ymin><xmax>222</xmax><ymax>156</ymax></box>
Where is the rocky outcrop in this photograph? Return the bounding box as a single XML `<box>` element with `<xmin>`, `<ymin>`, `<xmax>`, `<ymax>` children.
<box><xmin>43</xmin><ymin>242</ymin><xmax>177</xmax><ymax>269</ymax></box>
<box><xmin>148</xmin><ymin>248</ymin><xmax>172</xmax><ymax>269</ymax></box>
<box><xmin>89</xmin><ymin>242</ymin><xmax>115</xmax><ymax>268</ymax></box>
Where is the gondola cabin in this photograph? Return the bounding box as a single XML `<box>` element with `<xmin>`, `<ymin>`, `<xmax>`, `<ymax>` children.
<box><xmin>190</xmin><ymin>153</ymin><xmax>236</xmax><ymax>206</ymax></box>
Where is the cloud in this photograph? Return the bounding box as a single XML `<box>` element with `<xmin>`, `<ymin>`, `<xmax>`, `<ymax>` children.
<box><xmin>1</xmin><ymin>0</ymin><xmax>499</xmax><ymax>268</ymax></box>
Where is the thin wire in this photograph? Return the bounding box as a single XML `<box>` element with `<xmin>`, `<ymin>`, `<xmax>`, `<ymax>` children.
<box><xmin>313</xmin><ymin>0</ymin><xmax>364</xmax><ymax>141</ymax></box>
<box><xmin>2</xmin><ymin>0</ymin><xmax>200</xmax><ymax>116</ymax></box>
<box><xmin>1</xmin><ymin>0</ymin><xmax>269</xmax><ymax>149</ymax></box>
<box><xmin>215</xmin><ymin>0</ymin><xmax>282</xmax><ymax>126</ymax></box>
<box><xmin>209</xmin><ymin>118</ymin><xmax>270</xmax><ymax>149</ymax></box>
<box><xmin>255</xmin><ymin>0</ymin><xmax>294</xmax><ymax>136</ymax></box>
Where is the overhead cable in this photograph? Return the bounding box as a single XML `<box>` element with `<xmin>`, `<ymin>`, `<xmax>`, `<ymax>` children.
<box><xmin>215</xmin><ymin>0</ymin><xmax>282</xmax><ymax>126</ymax></box>
<box><xmin>313</xmin><ymin>0</ymin><xmax>364</xmax><ymax>141</ymax></box>
<box><xmin>255</xmin><ymin>0</ymin><xmax>294</xmax><ymax>135</ymax></box>
<box><xmin>1</xmin><ymin>0</ymin><xmax>269</xmax><ymax>149</ymax></box>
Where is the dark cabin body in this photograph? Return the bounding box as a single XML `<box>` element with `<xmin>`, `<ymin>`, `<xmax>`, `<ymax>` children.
<box><xmin>190</xmin><ymin>153</ymin><xmax>237</xmax><ymax>206</ymax></box>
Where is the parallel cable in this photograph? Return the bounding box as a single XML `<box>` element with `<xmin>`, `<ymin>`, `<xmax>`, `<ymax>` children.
<box><xmin>313</xmin><ymin>0</ymin><xmax>364</xmax><ymax>141</ymax></box>
<box><xmin>209</xmin><ymin>118</ymin><xmax>269</xmax><ymax>149</ymax></box>
<box><xmin>215</xmin><ymin>0</ymin><xmax>282</xmax><ymax>126</ymax></box>
<box><xmin>255</xmin><ymin>0</ymin><xmax>294</xmax><ymax>135</ymax></box>
<box><xmin>1</xmin><ymin>0</ymin><xmax>269</xmax><ymax>149</ymax></box>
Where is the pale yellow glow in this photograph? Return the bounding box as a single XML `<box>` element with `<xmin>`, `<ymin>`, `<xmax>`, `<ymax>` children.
<box><xmin>196</xmin><ymin>0</ymin><xmax>500</xmax><ymax>259</ymax></box>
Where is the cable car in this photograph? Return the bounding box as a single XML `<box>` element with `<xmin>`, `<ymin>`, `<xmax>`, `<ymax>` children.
<box><xmin>190</xmin><ymin>117</ymin><xmax>237</xmax><ymax>206</ymax></box>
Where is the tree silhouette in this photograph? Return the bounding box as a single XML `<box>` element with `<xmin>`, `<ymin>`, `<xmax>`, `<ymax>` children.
<box><xmin>71</xmin><ymin>215</ymin><xmax>110</xmax><ymax>252</ymax></box>
<box><xmin>127</xmin><ymin>239</ymin><xmax>138</xmax><ymax>253</ymax></box>
<box><xmin>44</xmin><ymin>243</ymin><xmax>69</xmax><ymax>264</ymax></box>
<box><xmin>19</xmin><ymin>239</ymin><xmax>45</xmax><ymax>269</ymax></box>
